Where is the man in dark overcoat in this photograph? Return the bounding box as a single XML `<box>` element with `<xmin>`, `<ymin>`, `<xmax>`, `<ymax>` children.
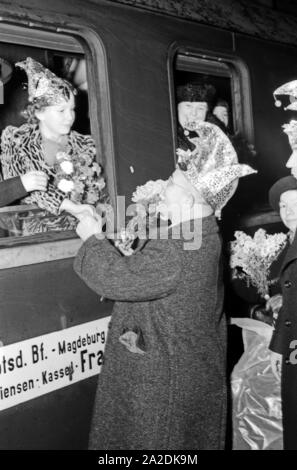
<box><xmin>269</xmin><ymin>176</ymin><xmax>297</xmax><ymax>450</ymax></box>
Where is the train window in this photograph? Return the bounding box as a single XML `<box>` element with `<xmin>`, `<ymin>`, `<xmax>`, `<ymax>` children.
<box><xmin>171</xmin><ymin>50</ymin><xmax>254</xmax><ymax>155</ymax></box>
<box><xmin>0</xmin><ymin>24</ymin><xmax>112</xmax><ymax>251</ymax></box>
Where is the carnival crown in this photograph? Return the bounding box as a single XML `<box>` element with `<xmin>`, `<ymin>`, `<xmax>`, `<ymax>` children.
<box><xmin>176</xmin><ymin>121</ymin><xmax>257</xmax><ymax>217</ymax></box>
<box><xmin>16</xmin><ymin>57</ymin><xmax>75</xmax><ymax>105</ymax></box>
<box><xmin>273</xmin><ymin>79</ymin><xmax>297</xmax><ymax>111</ymax></box>
<box><xmin>283</xmin><ymin>120</ymin><xmax>297</xmax><ymax>149</ymax></box>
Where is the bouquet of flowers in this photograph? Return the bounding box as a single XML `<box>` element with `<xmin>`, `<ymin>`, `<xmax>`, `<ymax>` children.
<box><xmin>230</xmin><ymin>229</ymin><xmax>287</xmax><ymax>299</ymax></box>
<box><xmin>131</xmin><ymin>179</ymin><xmax>167</xmax><ymax>211</ymax></box>
<box><xmin>115</xmin><ymin>179</ymin><xmax>167</xmax><ymax>255</ymax></box>
<box><xmin>54</xmin><ymin>151</ymin><xmax>106</xmax><ymax>205</ymax></box>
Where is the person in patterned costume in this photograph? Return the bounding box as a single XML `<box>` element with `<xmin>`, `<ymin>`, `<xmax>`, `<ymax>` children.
<box><xmin>0</xmin><ymin>57</ymin><xmax>106</xmax><ymax>233</ymax></box>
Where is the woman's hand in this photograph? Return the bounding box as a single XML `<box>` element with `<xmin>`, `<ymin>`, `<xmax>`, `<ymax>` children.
<box><xmin>270</xmin><ymin>351</ymin><xmax>282</xmax><ymax>381</ymax></box>
<box><xmin>21</xmin><ymin>171</ymin><xmax>48</xmax><ymax>192</ymax></box>
<box><xmin>76</xmin><ymin>214</ymin><xmax>104</xmax><ymax>241</ymax></box>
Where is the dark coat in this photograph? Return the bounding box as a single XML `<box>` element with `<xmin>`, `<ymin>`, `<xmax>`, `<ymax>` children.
<box><xmin>74</xmin><ymin>216</ymin><xmax>227</xmax><ymax>450</ymax></box>
<box><xmin>0</xmin><ymin>176</ymin><xmax>27</xmax><ymax>207</ymax></box>
<box><xmin>177</xmin><ymin>125</ymin><xmax>196</xmax><ymax>152</ymax></box>
<box><xmin>270</xmin><ymin>232</ymin><xmax>297</xmax><ymax>450</ymax></box>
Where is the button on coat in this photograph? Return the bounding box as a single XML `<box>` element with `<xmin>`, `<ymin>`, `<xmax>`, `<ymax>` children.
<box><xmin>284</xmin><ymin>280</ymin><xmax>292</xmax><ymax>288</ymax></box>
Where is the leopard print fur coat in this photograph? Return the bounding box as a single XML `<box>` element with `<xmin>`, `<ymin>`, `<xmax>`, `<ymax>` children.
<box><xmin>0</xmin><ymin>123</ymin><xmax>100</xmax><ymax>215</ymax></box>
<box><xmin>0</xmin><ymin>123</ymin><xmax>104</xmax><ymax>233</ymax></box>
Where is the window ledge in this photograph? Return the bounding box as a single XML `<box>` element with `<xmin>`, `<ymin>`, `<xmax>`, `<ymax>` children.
<box><xmin>0</xmin><ymin>237</ymin><xmax>83</xmax><ymax>270</ymax></box>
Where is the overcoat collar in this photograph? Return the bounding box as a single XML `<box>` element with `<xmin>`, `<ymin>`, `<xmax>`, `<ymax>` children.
<box><xmin>281</xmin><ymin>231</ymin><xmax>297</xmax><ymax>273</ymax></box>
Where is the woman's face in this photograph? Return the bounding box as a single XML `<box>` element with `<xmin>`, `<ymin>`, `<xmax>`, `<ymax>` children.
<box><xmin>213</xmin><ymin>105</ymin><xmax>229</xmax><ymax>127</ymax></box>
<box><xmin>157</xmin><ymin>168</ymin><xmax>211</xmax><ymax>221</ymax></box>
<box><xmin>36</xmin><ymin>93</ymin><xmax>75</xmax><ymax>138</ymax></box>
<box><xmin>279</xmin><ymin>190</ymin><xmax>297</xmax><ymax>232</ymax></box>
<box><xmin>177</xmin><ymin>101</ymin><xmax>208</xmax><ymax>129</ymax></box>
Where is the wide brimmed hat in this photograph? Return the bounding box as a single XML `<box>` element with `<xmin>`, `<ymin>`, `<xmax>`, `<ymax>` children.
<box><xmin>16</xmin><ymin>57</ymin><xmax>75</xmax><ymax>106</ymax></box>
<box><xmin>269</xmin><ymin>175</ymin><xmax>297</xmax><ymax>213</ymax></box>
<box><xmin>176</xmin><ymin>121</ymin><xmax>256</xmax><ymax>217</ymax></box>
<box><xmin>176</xmin><ymin>82</ymin><xmax>216</xmax><ymax>104</ymax></box>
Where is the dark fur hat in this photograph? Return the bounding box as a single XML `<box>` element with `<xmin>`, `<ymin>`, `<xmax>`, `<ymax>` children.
<box><xmin>176</xmin><ymin>82</ymin><xmax>216</xmax><ymax>104</ymax></box>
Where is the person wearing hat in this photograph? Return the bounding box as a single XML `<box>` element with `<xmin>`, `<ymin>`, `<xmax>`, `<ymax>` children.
<box><xmin>268</xmin><ymin>175</ymin><xmax>297</xmax><ymax>450</ymax></box>
<box><xmin>207</xmin><ymin>99</ymin><xmax>231</xmax><ymax>136</ymax></box>
<box><xmin>72</xmin><ymin>120</ymin><xmax>255</xmax><ymax>450</ymax></box>
<box><xmin>0</xmin><ymin>57</ymin><xmax>107</xmax><ymax>233</ymax></box>
<box><xmin>176</xmin><ymin>82</ymin><xmax>216</xmax><ymax>152</ymax></box>
<box><xmin>213</xmin><ymin>99</ymin><xmax>230</xmax><ymax>129</ymax></box>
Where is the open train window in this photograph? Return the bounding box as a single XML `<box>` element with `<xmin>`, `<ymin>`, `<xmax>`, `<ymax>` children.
<box><xmin>0</xmin><ymin>24</ymin><xmax>112</xmax><ymax>251</ymax></box>
<box><xmin>170</xmin><ymin>49</ymin><xmax>254</xmax><ymax>156</ymax></box>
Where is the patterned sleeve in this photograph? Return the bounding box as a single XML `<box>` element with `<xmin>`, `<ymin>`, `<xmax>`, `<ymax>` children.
<box><xmin>21</xmin><ymin>182</ymin><xmax>65</xmax><ymax>215</ymax></box>
<box><xmin>1</xmin><ymin>126</ymin><xmax>21</xmax><ymax>179</ymax></box>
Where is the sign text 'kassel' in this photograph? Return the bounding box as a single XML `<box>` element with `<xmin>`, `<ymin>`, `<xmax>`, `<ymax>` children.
<box><xmin>0</xmin><ymin>317</ymin><xmax>110</xmax><ymax>411</ymax></box>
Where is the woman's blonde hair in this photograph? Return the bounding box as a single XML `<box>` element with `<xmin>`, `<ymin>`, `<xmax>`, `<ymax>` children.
<box><xmin>22</xmin><ymin>86</ymin><xmax>74</xmax><ymax>124</ymax></box>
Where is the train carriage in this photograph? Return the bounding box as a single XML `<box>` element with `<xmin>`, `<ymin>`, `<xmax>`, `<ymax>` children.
<box><xmin>0</xmin><ymin>0</ymin><xmax>296</xmax><ymax>449</ymax></box>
